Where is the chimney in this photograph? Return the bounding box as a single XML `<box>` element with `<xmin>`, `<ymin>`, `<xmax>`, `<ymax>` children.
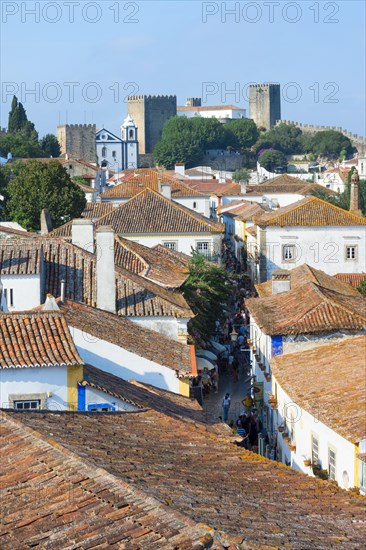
<box><xmin>272</xmin><ymin>270</ymin><xmax>291</xmax><ymax>295</ymax></box>
<box><xmin>96</xmin><ymin>226</ymin><xmax>116</xmax><ymax>313</ymax></box>
<box><xmin>350</xmin><ymin>169</ymin><xmax>361</xmax><ymax>215</ymax></box>
<box><xmin>161</xmin><ymin>182</ymin><xmax>172</xmax><ymax>200</ymax></box>
<box><xmin>71</xmin><ymin>219</ymin><xmax>94</xmax><ymax>253</ymax></box>
<box><xmin>41</xmin><ymin>294</ymin><xmax>60</xmax><ymax>311</ymax></box>
<box><xmin>175</xmin><ymin>164</ymin><xmax>185</xmax><ymax>177</ymax></box>
<box><xmin>40</xmin><ymin>208</ymin><xmax>52</xmax><ymax>235</ymax></box>
<box><xmin>240</xmin><ymin>181</ymin><xmax>247</xmax><ymax>194</ymax></box>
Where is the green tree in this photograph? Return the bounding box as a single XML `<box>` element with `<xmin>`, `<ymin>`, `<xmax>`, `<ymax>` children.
<box><xmin>232</xmin><ymin>168</ymin><xmax>250</xmax><ymax>183</ymax></box>
<box><xmin>357</xmin><ymin>277</ymin><xmax>366</xmax><ymax>297</ymax></box>
<box><xmin>258</xmin><ymin>149</ymin><xmax>286</xmax><ymax>171</ymax></box>
<box><xmin>182</xmin><ymin>253</ymin><xmax>233</xmax><ymax>343</ymax></box>
<box><xmin>191</xmin><ymin>117</ymin><xmax>227</xmax><ymax>149</ymax></box>
<box><xmin>224</xmin><ymin>118</ymin><xmax>259</xmax><ymax>150</ymax></box>
<box><xmin>40</xmin><ymin>134</ymin><xmax>61</xmax><ymax>157</ymax></box>
<box><xmin>6</xmin><ymin>160</ymin><xmax>86</xmax><ymax>231</ymax></box>
<box><xmin>0</xmin><ymin>132</ymin><xmax>44</xmax><ymax>158</ymax></box>
<box><xmin>8</xmin><ymin>96</ymin><xmax>32</xmax><ymax>134</ymax></box>
<box><xmin>310</xmin><ymin>169</ymin><xmax>366</xmax><ymax>215</ymax></box>
<box><xmin>256</xmin><ymin>123</ymin><xmax>302</xmax><ymax>155</ymax></box>
<box><xmin>311</xmin><ymin>130</ymin><xmax>354</xmax><ymax>159</ymax></box>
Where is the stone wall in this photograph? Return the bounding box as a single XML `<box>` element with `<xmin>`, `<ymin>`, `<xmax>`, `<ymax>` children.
<box><xmin>249</xmin><ymin>84</ymin><xmax>281</xmax><ymax>130</ymax></box>
<box><xmin>127</xmin><ymin>95</ymin><xmax>177</xmax><ymax>154</ymax></box>
<box><xmin>57</xmin><ymin>124</ymin><xmax>96</xmax><ymax>163</ymax></box>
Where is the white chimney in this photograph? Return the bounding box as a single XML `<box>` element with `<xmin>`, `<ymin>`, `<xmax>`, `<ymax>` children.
<box><xmin>96</xmin><ymin>226</ymin><xmax>116</xmax><ymax>313</ymax></box>
<box><xmin>272</xmin><ymin>270</ymin><xmax>291</xmax><ymax>295</ymax></box>
<box><xmin>71</xmin><ymin>219</ymin><xmax>94</xmax><ymax>253</ymax></box>
<box><xmin>161</xmin><ymin>182</ymin><xmax>172</xmax><ymax>200</ymax></box>
<box><xmin>240</xmin><ymin>181</ymin><xmax>247</xmax><ymax>194</ymax></box>
<box><xmin>60</xmin><ymin>279</ymin><xmax>65</xmax><ymax>303</ymax></box>
<box><xmin>175</xmin><ymin>164</ymin><xmax>185</xmax><ymax>176</ymax></box>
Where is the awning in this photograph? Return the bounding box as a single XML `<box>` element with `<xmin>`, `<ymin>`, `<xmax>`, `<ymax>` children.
<box><xmin>196</xmin><ymin>357</ymin><xmax>215</xmax><ymax>371</ymax></box>
<box><xmin>210</xmin><ymin>340</ymin><xmax>227</xmax><ymax>353</ymax></box>
<box><xmin>196</xmin><ymin>349</ymin><xmax>218</xmax><ymax>361</ymax></box>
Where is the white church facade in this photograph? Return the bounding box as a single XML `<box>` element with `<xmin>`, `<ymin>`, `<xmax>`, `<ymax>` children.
<box><xmin>96</xmin><ymin>115</ymin><xmax>138</xmax><ymax>171</ymax></box>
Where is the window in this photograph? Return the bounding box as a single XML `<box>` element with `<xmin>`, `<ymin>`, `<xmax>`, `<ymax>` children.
<box><xmin>360</xmin><ymin>460</ymin><xmax>366</xmax><ymax>491</ymax></box>
<box><xmin>163</xmin><ymin>241</ymin><xmax>177</xmax><ymax>251</ymax></box>
<box><xmin>14</xmin><ymin>400</ymin><xmax>40</xmax><ymax>410</ymax></box>
<box><xmin>112</xmin><ymin>150</ymin><xmax>116</xmax><ymax>158</ymax></box>
<box><xmin>101</xmin><ymin>146</ymin><xmax>107</xmax><ymax>157</ymax></box>
<box><xmin>4</xmin><ymin>288</ymin><xmax>14</xmax><ymax>307</ymax></box>
<box><xmin>345</xmin><ymin>245</ymin><xmax>357</xmax><ymax>260</ymax></box>
<box><xmin>129</xmin><ymin>129</ymin><xmax>134</xmax><ymax>139</ymax></box>
<box><xmin>328</xmin><ymin>448</ymin><xmax>336</xmax><ymax>480</ymax></box>
<box><xmin>193</xmin><ymin>202</ymin><xmax>197</xmax><ymax>209</ymax></box>
<box><xmin>196</xmin><ymin>241</ymin><xmax>210</xmax><ymax>257</ymax></box>
<box><xmin>282</xmin><ymin>244</ymin><xmax>296</xmax><ymax>262</ymax></box>
<box><xmin>88</xmin><ymin>403</ymin><xmax>115</xmax><ymax>412</ymax></box>
<box><xmin>311</xmin><ymin>434</ymin><xmax>319</xmax><ymax>465</ymax></box>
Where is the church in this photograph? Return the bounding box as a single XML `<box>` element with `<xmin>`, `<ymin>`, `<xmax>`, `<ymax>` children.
<box><xmin>96</xmin><ymin>114</ymin><xmax>138</xmax><ymax>172</ymax></box>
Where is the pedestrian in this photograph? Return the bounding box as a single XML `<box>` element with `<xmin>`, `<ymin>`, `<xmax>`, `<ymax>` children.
<box><xmin>222</xmin><ymin>393</ymin><xmax>231</xmax><ymax>422</ymax></box>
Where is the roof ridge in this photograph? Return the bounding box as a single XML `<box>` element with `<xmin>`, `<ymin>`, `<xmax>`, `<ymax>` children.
<box><xmin>115</xmin><ymin>236</ymin><xmax>150</xmax><ymax>276</ymax></box>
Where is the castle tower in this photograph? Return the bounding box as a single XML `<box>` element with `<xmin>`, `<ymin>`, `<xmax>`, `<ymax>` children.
<box><xmin>127</xmin><ymin>95</ymin><xmax>177</xmax><ymax>154</ymax></box>
<box><xmin>121</xmin><ymin>115</ymin><xmax>138</xmax><ymax>169</ymax></box>
<box><xmin>249</xmin><ymin>84</ymin><xmax>281</xmax><ymax>130</ymax></box>
<box><xmin>57</xmin><ymin>124</ymin><xmax>96</xmax><ymax>163</ymax></box>
<box><xmin>350</xmin><ymin>169</ymin><xmax>361</xmax><ymax>215</ymax></box>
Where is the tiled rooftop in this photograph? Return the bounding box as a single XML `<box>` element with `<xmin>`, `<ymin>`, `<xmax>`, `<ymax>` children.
<box><xmin>115</xmin><ymin>237</ymin><xmax>190</xmax><ymax>288</ymax></box>
<box><xmin>253</xmin><ymin>196</ymin><xmax>366</xmax><ymax>227</ymax></box>
<box><xmin>5</xmin><ymin>410</ymin><xmax>366</xmax><ymax>549</ymax></box>
<box><xmin>223</xmin><ymin>202</ymin><xmax>268</xmax><ymax>222</ymax></box>
<box><xmin>101</xmin><ymin>169</ymin><xmax>205</xmax><ymax>199</ymax></box>
<box><xmin>81</xmin><ymin>201</ymin><xmax>114</xmax><ymax>219</ymax></box>
<box><xmin>256</xmin><ymin>264</ymin><xmax>361</xmax><ymax>298</ymax></box>
<box><xmin>0</xmin><ymin>311</ymin><xmax>83</xmax><ymax>368</ymax></box>
<box><xmin>83</xmin><ymin>364</ymin><xmax>204</xmax><ymax>422</ymax></box>
<box><xmin>0</xmin><ymin>242</ymin><xmax>42</xmax><ymax>275</ymax></box>
<box><xmin>248</xmin><ymin>266</ymin><xmax>366</xmax><ymax>335</ymax></box>
<box><xmin>51</xmin><ymin>189</ymin><xmax>224</xmax><ymax>237</ymax></box>
<box><xmin>1</xmin><ymin>415</ymin><xmax>232</xmax><ymax>550</ymax></box>
<box><xmin>334</xmin><ymin>272</ymin><xmax>366</xmax><ymax>288</ymax></box>
<box><xmin>60</xmin><ymin>300</ymin><xmax>193</xmax><ymax>375</ymax></box>
<box><xmin>97</xmin><ymin>188</ymin><xmax>224</xmax><ymax>235</ymax></box>
<box><xmin>0</xmin><ymin>225</ymin><xmax>37</xmax><ymax>238</ymax></box>
<box><xmin>271</xmin><ymin>335</ymin><xmax>366</xmax><ymax>443</ymax></box>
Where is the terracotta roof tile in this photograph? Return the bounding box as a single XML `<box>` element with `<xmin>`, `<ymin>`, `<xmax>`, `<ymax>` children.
<box><xmin>60</xmin><ymin>300</ymin><xmax>193</xmax><ymax>375</ymax></box>
<box><xmin>248</xmin><ymin>266</ymin><xmax>366</xmax><ymax>335</ymax></box>
<box><xmin>97</xmin><ymin>188</ymin><xmax>224</xmax><ymax>235</ymax></box>
<box><xmin>101</xmin><ymin>169</ymin><xmax>205</xmax><ymax>198</ymax></box>
<box><xmin>115</xmin><ymin>237</ymin><xmax>189</xmax><ymax>288</ymax></box>
<box><xmin>81</xmin><ymin>202</ymin><xmax>114</xmax><ymax>220</ymax></box>
<box><xmin>253</xmin><ymin>196</ymin><xmax>366</xmax><ymax>227</ymax></box>
<box><xmin>256</xmin><ymin>264</ymin><xmax>361</xmax><ymax>298</ymax></box>
<box><xmin>0</xmin><ymin>242</ymin><xmax>42</xmax><ymax>275</ymax></box>
<box><xmin>5</xmin><ymin>410</ymin><xmax>366</xmax><ymax>549</ymax></box>
<box><xmin>334</xmin><ymin>273</ymin><xmax>366</xmax><ymax>288</ymax></box>
<box><xmin>82</xmin><ymin>364</ymin><xmax>204</xmax><ymax>421</ymax></box>
<box><xmin>0</xmin><ymin>225</ymin><xmax>37</xmax><ymax>238</ymax></box>
<box><xmin>0</xmin><ymin>311</ymin><xmax>83</xmax><ymax>368</ymax></box>
<box><xmin>1</xmin><ymin>415</ymin><xmax>232</xmax><ymax>549</ymax></box>
<box><xmin>271</xmin><ymin>336</ymin><xmax>366</xmax><ymax>443</ymax></box>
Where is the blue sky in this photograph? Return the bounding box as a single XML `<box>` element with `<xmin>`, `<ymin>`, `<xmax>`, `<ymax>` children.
<box><xmin>1</xmin><ymin>0</ymin><xmax>365</xmax><ymax>137</ymax></box>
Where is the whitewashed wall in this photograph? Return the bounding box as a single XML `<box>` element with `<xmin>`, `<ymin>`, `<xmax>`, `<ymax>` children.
<box><xmin>121</xmin><ymin>233</ymin><xmax>223</xmax><ymax>257</ymax></box>
<box><xmin>84</xmin><ymin>386</ymin><xmax>139</xmax><ymax>411</ymax></box>
<box><xmin>69</xmin><ymin>326</ymin><xmax>180</xmax><ymax>393</ymax></box>
<box><xmin>128</xmin><ymin>316</ymin><xmax>189</xmax><ymax>342</ymax></box>
<box><xmin>261</xmin><ymin>225</ymin><xmax>366</xmax><ymax>279</ymax></box>
<box><xmin>1</xmin><ymin>274</ymin><xmax>42</xmax><ymax>312</ymax></box>
<box><xmin>274</xmin><ymin>381</ymin><xmax>357</xmax><ymax>490</ymax></box>
<box><xmin>0</xmin><ymin>366</ymin><xmax>69</xmax><ymax>410</ymax></box>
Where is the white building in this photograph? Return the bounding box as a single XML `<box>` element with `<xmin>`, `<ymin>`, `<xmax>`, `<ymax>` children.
<box><xmin>251</xmin><ymin>196</ymin><xmax>366</xmax><ymax>282</ymax></box>
<box><xmin>271</xmin><ymin>336</ymin><xmax>366</xmax><ymax>492</ymax></box>
<box><xmin>0</xmin><ymin>310</ymin><xmax>84</xmax><ymax>411</ymax></box>
<box><xmin>246</xmin><ymin>265</ymin><xmax>366</xmax><ymax>488</ymax></box>
<box><xmin>0</xmin><ymin>242</ymin><xmax>44</xmax><ymax>311</ymax></box>
<box><xmin>96</xmin><ymin>115</ymin><xmax>138</xmax><ymax>172</ymax></box>
<box><xmin>177</xmin><ymin>103</ymin><xmax>246</xmax><ymax>121</ymax></box>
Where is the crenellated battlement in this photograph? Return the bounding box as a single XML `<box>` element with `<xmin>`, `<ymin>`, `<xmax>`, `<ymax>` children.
<box><xmin>127</xmin><ymin>95</ymin><xmax>176</xmax><ymax>101</ymax></box>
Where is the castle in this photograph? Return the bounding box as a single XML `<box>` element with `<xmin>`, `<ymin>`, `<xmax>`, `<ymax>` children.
<box><xmin>127</xmin><ymin>95</ymin><xmax>177</xmax><ymax>155</ymax></box>
<box><xmin>57</xmin><ymin>124</ymin><xmax>96</xmax><ymax>163</ymax></box>
<box><xmin>249</xmin><ymin>84</ymin><xmax>281</xmax><ymax>130</ymax></box>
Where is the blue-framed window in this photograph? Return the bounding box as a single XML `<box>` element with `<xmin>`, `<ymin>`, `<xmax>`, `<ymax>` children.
<box><xmin>87</xmin><ymin>403</ymin><xmax>116</xmax><ymax>412</ymax></box>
